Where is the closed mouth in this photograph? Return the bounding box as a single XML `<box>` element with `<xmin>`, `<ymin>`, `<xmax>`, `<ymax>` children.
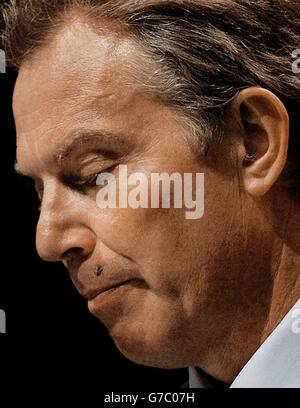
<box><xmin>88</xmin><ymin>279</ymin><xmax>135</xmax><ymax>301</ymax></box>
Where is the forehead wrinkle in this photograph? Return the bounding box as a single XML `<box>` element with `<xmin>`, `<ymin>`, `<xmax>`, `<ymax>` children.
<box><xmin>13</xmin><ymin>15</ymin><xmax>150</xmax><ymax>125</ymax></box>
<box><xmin>15</xmin><ymin>128</ymin><xmax>125</xmax><ymax>178</ymax></box>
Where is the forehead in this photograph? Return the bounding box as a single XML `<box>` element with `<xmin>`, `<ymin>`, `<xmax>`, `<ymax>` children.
<box><xmin>13</xmin><ymin>16</ymin><xmax>153</xmax><ymax>171</ymax></box>
<box><xmin>14</xmin><ymin>15</ymin><xmax>139</xmax><ymax>95</ymax></box>
<box><xmin>13</xmin><ymin>16</ymin><xmax>143</xmax><ymax>135</ymax></box>
<box><xmin>14</xmin><ymin>19</ymin><xmax>136</xmax><ymax>106</ymax></box>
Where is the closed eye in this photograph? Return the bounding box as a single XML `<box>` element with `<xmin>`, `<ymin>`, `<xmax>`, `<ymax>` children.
<box><xmin>62</xmin><ymin>165</ymin><xmax>117</xmax><ymax>192</ymax></box>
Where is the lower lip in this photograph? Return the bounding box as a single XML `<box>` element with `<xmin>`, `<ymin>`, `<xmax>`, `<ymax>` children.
<box><xmin>88</xmin><ymin>281</ymin><xmax>134</xmax><ymax>312</ymax></box>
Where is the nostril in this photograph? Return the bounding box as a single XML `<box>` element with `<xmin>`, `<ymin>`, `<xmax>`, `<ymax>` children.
<box><xmin>64</xmin><ymin>247</ymin><xmax>89</xmax><ymax>268</ymax></box>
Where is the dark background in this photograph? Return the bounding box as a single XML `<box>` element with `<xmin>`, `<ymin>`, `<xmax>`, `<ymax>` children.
<box><xmin>0</xmin><ymin>69</ymin><xmax>187</xmax><ymax>389</ymax></box>
<box><xmin>0</xmin><ymin>63</ymin><xmax>297</xmax><ymax>408</ymax></box>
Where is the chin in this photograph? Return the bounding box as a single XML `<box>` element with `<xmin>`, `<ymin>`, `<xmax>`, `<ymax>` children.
<box><xmin>109</xmin><ymin>318</ymin><xmax>192</xmax><ymax>369</ymax></box>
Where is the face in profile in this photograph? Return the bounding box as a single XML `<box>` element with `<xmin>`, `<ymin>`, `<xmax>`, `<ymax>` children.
<box><xmin>13</xmin><ymin>18</ymin><xmax>277</xmax><ymax>373</ymax></box>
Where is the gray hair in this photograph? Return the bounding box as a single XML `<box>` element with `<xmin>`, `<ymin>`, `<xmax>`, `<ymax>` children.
<box><xmin>1</xmin><ymin>0</ymin><xmax>300</xmax><ymax>187</ymax></box>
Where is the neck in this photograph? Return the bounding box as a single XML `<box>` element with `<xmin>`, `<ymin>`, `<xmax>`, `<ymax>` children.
<box><xmin>260</xmin><ymin>194</ymin><xmax>300</xmax><ymax>341</ymax></box>
<box><xmin>196</xmin><ymin>192</ymin><xmax>300</xmax><ymax>384</ymax></box>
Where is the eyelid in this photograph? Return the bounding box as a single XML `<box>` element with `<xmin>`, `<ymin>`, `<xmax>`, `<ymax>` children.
<box><xmin>79</xmin><ymin>172</ymin><xmax>101</xmax><ymax>186</ymax></box>
<box><xmin>78</xmin><ymin>156</ymin><xmax>117</xmax><ymax>176</ymax></box>
<box><xmin>84</xmin><ymin>164</ymin><xmax>117</xmax><ymax>184</ymax></box>
<box><xmin>64</xmin><ymin>164</ymin><xmax>117</xmax><ymax>190</ymax></box>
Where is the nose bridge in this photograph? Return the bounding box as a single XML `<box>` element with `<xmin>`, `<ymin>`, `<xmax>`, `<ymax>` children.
<box><xmin>39</xmin><ymin>177</ymin><xmax>67</xmax><ymax>226</ymax></box>
<box><xmin>36</xmin><ymin>178</ymin><xmax>94</xmax><ymax>261</ymax></box>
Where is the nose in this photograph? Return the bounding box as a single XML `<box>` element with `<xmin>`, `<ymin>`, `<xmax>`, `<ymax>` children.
<box><xmin>36</xmin><ymin>178</ymin><xmax>96</xmax><ymax>263</ymax></box>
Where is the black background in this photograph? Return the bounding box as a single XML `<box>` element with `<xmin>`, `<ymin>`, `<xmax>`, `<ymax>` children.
<box><xmin>0</xmin><ymin>69</ymin><xmax>187</xmax><ymax>389</ymax></box>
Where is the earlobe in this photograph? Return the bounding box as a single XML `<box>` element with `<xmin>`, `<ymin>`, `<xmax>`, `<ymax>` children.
<box><xmin>232</xmin><ymin>87</ymin><xmax>289</xmax><ymax>197</ymax></box>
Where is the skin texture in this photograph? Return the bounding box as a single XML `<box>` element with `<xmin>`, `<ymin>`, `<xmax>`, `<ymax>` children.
<box><xmin>13</xmin><ymin>15</ymin><xmax>300</xmax><ymax>383</ymax></box>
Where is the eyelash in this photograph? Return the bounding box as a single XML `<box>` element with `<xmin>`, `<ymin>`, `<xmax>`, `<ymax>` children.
<box><xmin>75</xmin><ymin>172</ymin><xmax>101</xmax><ymax>187</ymax></box>
<box><xmin>66</xmin><ymin>165</ymin><xmax>117</xmax><ymax>192</ymax></box>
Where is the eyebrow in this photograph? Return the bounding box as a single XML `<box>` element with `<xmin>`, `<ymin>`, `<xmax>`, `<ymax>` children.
<box><xmin>56</xmin><ymin>129</ymin><xmax>128</xmax><ymax>163</ymax></box>
<box><xmin>15</xmin><ymin>128</ymin><xmax>129</xmax><ymax>177</ymax></box>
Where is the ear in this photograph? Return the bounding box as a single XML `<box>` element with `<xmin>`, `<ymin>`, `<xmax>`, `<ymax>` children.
<box><xmin>230</xmin><ymin>87</ymin><xmax>289</xmax><ymax>197</ymax></box>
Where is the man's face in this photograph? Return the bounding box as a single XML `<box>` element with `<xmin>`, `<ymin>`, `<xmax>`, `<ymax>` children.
<box><xmin>13</xmin><ymin>17</ymin><xmax>269</xmax><ymax>369</ymax></box>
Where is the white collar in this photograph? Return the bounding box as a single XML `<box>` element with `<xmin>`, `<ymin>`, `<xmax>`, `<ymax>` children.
<box><xmin>189</xmin><ymin>298</ymin><xmax>300</xmax><ymax>388</ymax></box>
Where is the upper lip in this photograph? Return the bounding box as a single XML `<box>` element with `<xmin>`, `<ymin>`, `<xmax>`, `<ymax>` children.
<box><xmin>65</xmin><ymin>259</ymin><xmax>137</xmax><ymax>301</ymax></box>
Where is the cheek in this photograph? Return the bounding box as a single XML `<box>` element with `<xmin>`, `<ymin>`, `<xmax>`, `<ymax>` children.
<box><xmin>88</xmin><ymin>160</ymin><xmax>240</xmax><ymax>294</ymax></box>
<box><xmin>90</xmin><ymin>204</ymin><xmax>179</xmax><ymax>255</ymax></box>
<box><xmin>89</xmin><ymin>203</ymin><xmax>191</xmax><ymax>293</ymax></box>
